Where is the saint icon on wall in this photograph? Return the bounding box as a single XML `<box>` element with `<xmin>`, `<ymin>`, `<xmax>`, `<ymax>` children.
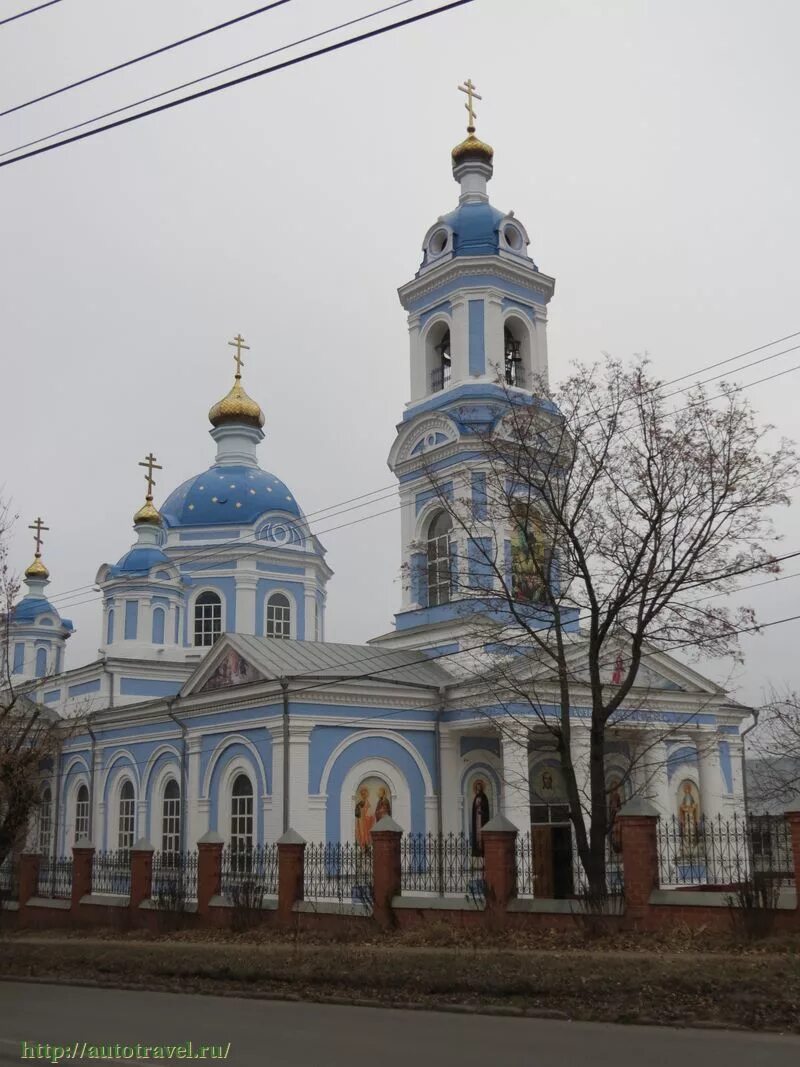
<box><xmin>354</xmin><ymin>777</ymin><xmax>391</xmax><ymax>847</ymax></box>
<box><xmin>470</xmin><ymin>778</ymin><xmax>491</xmax><ymax>857</ymax></box>
<box><xmin>677</xmin><ymin>779</ymin><xmax>700</xmax><ymax>841</ymax></box>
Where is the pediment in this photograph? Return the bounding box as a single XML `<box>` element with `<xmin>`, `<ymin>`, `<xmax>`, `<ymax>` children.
<box><xmin>395</xmin><ymin>415</ymin><xmax>460</xmax><ymax>464</ymax></box>
<box><xmin>182</xmin><ymin>636</ymin><xmax>266</xmax><ymax>697</ymax></box>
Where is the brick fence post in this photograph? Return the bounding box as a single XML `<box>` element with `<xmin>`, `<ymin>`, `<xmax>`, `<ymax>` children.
<box><xmin>618</xmin><ymin>798</ymin><xmax>660</xmax><ymax>929</ymax></box>
<box><xmin>71</xmin><ymin>838</ymin><xmax>94</xmax><ymax>913</ymax></box>
<box><xmin>277</xmin><ymin>829</ymin><xmax>306</xmax><ymax>926</ymax></box>
<box><xmin>371</xmin><ymin>816</ymin><xmax>402</xmax><ymax>927</ymax></box>
<box><xmin>18</xmin><ymin>852</ymin><xmax>40</xmax><ymax>906</ymax></box>
<box><xmin>129</xmin><ymin>838</ymin><xmax>154</xmax><ymax>911</ymax></box>
<box><xmin>482</xmin><ymin>814</ymin><xmax>519</xmax><ymax>924</ymax></box>
<box><xmin>784</xmin><ymin>803</ymin><xmax>800</xmax><ymax>919</ymax></box>
<box><xmin>197</xmin><ymin>831</ymin><xmax>224</xmax><ymax>918</ymax></box>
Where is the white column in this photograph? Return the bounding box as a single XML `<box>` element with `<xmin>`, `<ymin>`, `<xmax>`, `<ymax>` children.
<box><xmin>484</xmin><ymin>291</ymin><xmax>504</xmax><ymax>378</ymax></box>
<box><xmin>185</xmin><ymin>736</ymin><xmax>203</xmax><ymax>850</ymax></box>
<box><xmin>269</xmin><ymin>723</ymin><xmax>286</xmax><ymax>835</ymax></box>
<box><xmin>286</xmin><ymin>721</ymin><xmax>314</xmax><ymax>840</ymax></box>
<box><xmin>439</xmin><ymin>730</ymin><xmax>462</xmax><ymax>835</ymax></box>
<box><xmin>236</xmin><ymin>574</ymin><xmax>257</xmax><ymax>637</ymax></box>
<box><xmin>569</xmin><ymin>723</ymin><xmax>592</xmax><ymax>825</ymax></box>
<box><xmin>303</xmin><ymin>586</ymin><xmax>316</xmax><ymax>642</ymax></box>
<box><xmin>450</xmin><ymin>296</ymin><xmax>469</xmax><ymax>385</ymax></box>
<box><xmin>408</xmin><ymin>316</ymin><xmax>425</xmax><ymax>403</ymax></box>
<box><xmin>500</xmin><ymin>730</ymin><xmax>530</xmax><ymax>831</ymax></box>
<box><xmin>697</xmin><ymin>732</ymin><xmax>727</xmax><ymax>823</ymax></box>
<box><xmin>531</xmin><ymin>306</ymin><xmax>550</xmax><ymax>387</ymax></box>
<box><xmin>640</xmin><ymin>738</ymin><xmax>670</xmax><ymax>819</ymax></box>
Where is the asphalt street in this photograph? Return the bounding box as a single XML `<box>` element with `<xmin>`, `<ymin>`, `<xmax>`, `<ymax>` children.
<box><xmin>1</xmin><ymin>982</ymin><xmax>799</xmax><ymax>1067</ymax></box>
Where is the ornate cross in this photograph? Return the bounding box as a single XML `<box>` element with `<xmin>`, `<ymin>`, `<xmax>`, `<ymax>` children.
<box><xmin>228</xmin><ymin>333</ymin><xmax>250</xmax><ymax>377</ymax></box>
<box><xmin>138</xmin><ymin>452</ymin><xmax>162</xmax><ymax>498</ymax></box>
<box><xmin>458</xmin><ymin>78</ymin><xmax>482</xmax><ymax>130</ymax></box>
<box><xmin>28</xmin><ymin>516</ymin><xmax>49</xmax><ymax>556</ymax></box>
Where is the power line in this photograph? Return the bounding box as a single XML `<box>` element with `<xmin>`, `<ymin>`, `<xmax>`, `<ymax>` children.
<box><xmin>0</xmin><ymin>0</ymin><xmax>420</xmax><ymax>159</ymax></box>
<box><xmin>0</xmin><ymin>0</ymin><xmax>62</xmax><ymax>27</ymax></box>
<box><xmin>0</xmin><ymin>0</ymin><xmax>476</xmax><ymax>169</ymax></box>
<box><xmin>0</xmin><ymin>1</ymin><xmax>295</xmax><ymax>118</ymax></box>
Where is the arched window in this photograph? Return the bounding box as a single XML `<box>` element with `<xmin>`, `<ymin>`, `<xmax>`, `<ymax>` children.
<box><xmin>161</xmin><ymin>779</ymin><xmax>181</xmax><ymax>856</ymax></box>
<box><xmin>152</xmin><ymin>607</ymin><xmax>165</xmax><ymax>645</ymax></box>
<box><xmin>230</xmin><ymin>774</ymin><xmax>254</xmax><ymax>858</ymax></box>
<box><xmin>429</xmin><ymin>324</ymin><xmax>451</xmax><ymax>393</ymax></box>
<box><xmin>266</xmin><ymin>593</ymin><xmax>291</xmax><ymax>640</ymax></box>
<box><xmin>194</xmin><ymin>591</ymin><xmax>222</xmax><ymax>647</ymax></box>
<box><xmin>38</xmin><ymin>787</ymin><xmax>52</xmax><ymax>856</ymax></box>
<box><xmin>504</xmin><ymin>325</ymin><xmax>524</xmax><ymax>387</ymax></box>
<box><xmin>426</xmin><ymin>511</ymin><xmax>453</xmax><ymax>607</ymax></box>
<box><xmin>118</xmin><ymin>780</ymin><xmax>135</xmax><ymax>853</ymax></box>
<box><xmin>106</xmin><ymin>608</ymin><xmax>114</xmax><ymax>645</ymax></box>
<box><xmin>75</xmin><ymin>784</ymin><xmax>90</xmax><ymax>841</ymax></box>
<box><xmin>34</xmin><ymin>647</ymin><xmax>47</xmax><ymax>678</ymax></box>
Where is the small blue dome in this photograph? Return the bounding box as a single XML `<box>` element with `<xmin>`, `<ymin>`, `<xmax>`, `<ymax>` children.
<box><xmin>441</xmin><ymin>201</ymin><xmax>507</xmax><ymax>257</ymax></box>
<box><xmin>161</xmin><ymin>464</ymin><xmax>302</xmax><ymax>528</ymax></box>
<box><xmin>12</xmin><ymin>595</ymin><xmax>72</xmax><ymax>630</ymax></box>
<box><xmin>114</xmin><ymin>546</ymin><xmax>169</xmax><ymax>575</ymax></box>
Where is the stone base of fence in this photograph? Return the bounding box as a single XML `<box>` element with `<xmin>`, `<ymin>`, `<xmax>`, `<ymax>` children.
<box><xmin>6</xmin><ymin>804</ymin><xmax>799</xmax><ymax>937</ymax></box>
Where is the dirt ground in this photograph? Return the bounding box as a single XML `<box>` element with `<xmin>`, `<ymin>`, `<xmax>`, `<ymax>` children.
<box><xmin>2</xmin><ymin>926</ymin><xmax>800</xmax><ymax>1032</ymax></box>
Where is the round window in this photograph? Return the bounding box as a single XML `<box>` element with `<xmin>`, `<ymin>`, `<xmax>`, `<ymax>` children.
<box><xmin>504</xmin><ymin>225</ymin><xmax>523</xmax><ymax>250</ymax></box>
<box><xmin>429</xmin><ymin>228</ymin><xmax>449</xmax><ymax>256</ymax></box>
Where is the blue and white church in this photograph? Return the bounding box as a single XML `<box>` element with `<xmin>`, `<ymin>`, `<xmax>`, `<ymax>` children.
<box><xmin>8</xmin><ymin>101</ymin><xmax>750</xmax><ymax>891</ymax></box>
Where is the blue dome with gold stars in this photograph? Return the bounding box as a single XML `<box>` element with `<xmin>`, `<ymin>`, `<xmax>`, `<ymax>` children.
<box><xmin>161</xmin><ymin>464</ymin><xmax>301</xmax><ymax>527</ymax></box>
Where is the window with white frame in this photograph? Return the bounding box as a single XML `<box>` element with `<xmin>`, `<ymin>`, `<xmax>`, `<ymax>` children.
<box><xmin>161</xmin><ymin>779</ymin><xmax>181</xmax><ymax>856</ymax></box>
<box><xmin>38</xmin><ymin>787</ymin><xmax>52</xmax><ymax>856</ymax></box>
<box><xmin>75</xmin><ymin>784</ymin><xmax>90</xmax><ymax>841</ymax></box>
<box><xmin>265</xmin><ymin>593</ymin><xmax>291</xmax><ymax>639</ymax></box>
<box><xmin>230</xmin><ymin>774</ymin><xmax>254</xmax><ymax>862</ymax></box>
<box><xmin>194</xmin><ymin>591</ymin><xmax>222</xmax><ymax>647</ymax></box>
<box><xmin>426</xmin><ymin>511</ymin><xmax>454</xmax><ymax>607</ymax></box>
<box><xmin>118</xmin><ymin>780</ymin><xmax>135</xmax><ymax>853</ymax></box>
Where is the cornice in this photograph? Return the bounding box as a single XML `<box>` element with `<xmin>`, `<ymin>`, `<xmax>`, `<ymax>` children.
<box><xmin>399</xmin><ymin>256</ymin><xmax>556</xmax><ymax>308</ymax></box>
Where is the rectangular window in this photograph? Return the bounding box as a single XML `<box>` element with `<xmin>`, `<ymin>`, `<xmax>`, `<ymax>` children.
<box><xmin>124</xmin><ymin>600</ymin><xmax>138</xmax><ymax>641</ymax></box>
<box><xmin>161</xmin><ymin>798</ymin><xmax>181</xmax><ymax>856</ymax></box>
<box><xmin>230</xmin><ymin>796</ymin><xmax>254</xmax><ymax>857</ymax></box>
<box><xmin>38</xmin><ymin>796</ymin><xmax>52</xmax><ymax>856</ymax></box>
<box><xmin>427</xmin><ymin>534</ymin><xmax>452</xmax><ymax>607</ymax></box>
<box><xmin>75</xmin><ymin>798</ymin><xmax>90</xmax><ymax>841</ymax></box>
<box><xmin>266</xmin><ymin>598</ymin><xmax>291</xmax><ymax>639</ymax></box>
<box><xmin>12</xmin><ymin>643</ymin><xmax>24</xmax><ymax>674</ymax></box>
<box><xmin>118</xmin><ymin>797</ymin><xmax>135</xmax><ymax>852</ymax></box>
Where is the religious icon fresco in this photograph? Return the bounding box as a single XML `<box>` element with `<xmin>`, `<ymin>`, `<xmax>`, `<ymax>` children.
<box><xmin>509</xmin><ymin>502</ymin><xmax>551</xmax><ymax>603</ymax></box>
<box><xmin>468</xmin><ymin>777</ymin><xmax>492</xmax><ymax>857</ymax></box>
<box><xmin>354</xmin><ymin>777</ymin><xmax>392</xmax><ymax>846</ymax></box>
<box><xmin>201</xmin><ymin>650</ymin><xmax>262</xmax><ymax>692</ymax></box>
<box><xmin>677</xmin><ymin>779</ymin><xmax>701</xmax><ymax>841</ymax></box>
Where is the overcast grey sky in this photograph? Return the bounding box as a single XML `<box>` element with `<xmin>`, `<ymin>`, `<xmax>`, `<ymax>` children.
<box><xmin>1</xmin><ymin>0</ymin><xmax>799</xmax><ymax>706</ymax></box>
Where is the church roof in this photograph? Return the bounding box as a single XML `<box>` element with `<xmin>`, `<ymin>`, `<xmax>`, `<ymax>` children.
<box><xmin>113</xmin><ymin>545</ymin><xmax>170</xmax><ymax>575</ymax></box>
<box><xmin>440</xmin><ymin>201</ymin><xmax>507</xmax><ymax>257</ymax></box>
<box><xmin>161</xmin><ymin>464</ymin><xmax>302</xmax><ymax>527</ymax></box>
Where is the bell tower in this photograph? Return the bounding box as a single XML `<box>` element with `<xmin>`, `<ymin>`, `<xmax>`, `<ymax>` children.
<box><xmin>379</xmin><ymin>84</ymin><xmax>557</xmax><ymax>649</ymax></box>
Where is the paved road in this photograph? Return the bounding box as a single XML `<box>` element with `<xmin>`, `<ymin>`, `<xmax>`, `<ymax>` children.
<box><xmin>1</xmin><ymin>982</ymin><xmax>799</xmax><ymax>1067</ymax></box>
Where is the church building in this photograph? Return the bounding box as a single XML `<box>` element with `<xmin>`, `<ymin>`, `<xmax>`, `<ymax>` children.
<box><xmin>8</xmin><ymin>89</ymin><xmax>749</xmax><ymax>893</ymax></box>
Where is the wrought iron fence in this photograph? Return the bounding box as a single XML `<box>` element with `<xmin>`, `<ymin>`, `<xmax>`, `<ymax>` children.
<box><xmin>573</xmin><ymin>851</ymin><xmax>624</xmax><ymax>898</ymax></box>
<box><xmin>92</xmin><ymin>850</ymin><xmax>131</xmax><ymax>895</ymax></box>
<box><xmin>0</xmin><ymin>856</ymin><xmax>18</xmax><ymax>902</ymax></box>
<box><xmin>304</xmin><ymin>842</ymin><xmax>373</xmax><ymax>905</ymax></box>
<box><xmin>220</xmin><ymin>844</ymin><xmax>278</xmax><ymax>906</ymax></box>
<box><xmin>152</xmin><ymin>850</ymin><xmax>198</xmax><ymax>905</ymax></box>
<box><xmin>515</xmin><ymin>831</ymin><xmax>535</xmax><ymax>897</ymax></box>
<box><xmin>657</xmin><ymin>814</ymin><xmax>794</xmax><ymax>888</ymax></box>
<box><xmin>400</xmin><ymin>832</ymin><xmax>485</xmax><ymax>901</ymax></box>
<box><xmin>37</xmin><ymin>855</ymin><xmax>73</xmax><ymax>899</ymax></box>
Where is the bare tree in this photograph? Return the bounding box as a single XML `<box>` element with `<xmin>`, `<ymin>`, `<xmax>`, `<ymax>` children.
<box><xmin>413</xmin><ymin>357</ymin><xmax>798</xmax><ymax>895</ymax></box>
<box><xmin>0</xmin><ymin>500</ymin><xmax>67</xmax><ymax>869</ymax></box>
<box><xmin>748</xmin><ymin>691</ymin><xmax>800</xmax><ymax>807</ymax></box>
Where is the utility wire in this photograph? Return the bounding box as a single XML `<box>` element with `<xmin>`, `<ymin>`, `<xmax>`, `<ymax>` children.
<box><xmin>0</xmin><ymin>0</ymin><xmax>476</xmax><ymax>169</ymax></box>
<box><xmin>0</xmin><ymin>1</ymin><xmax>295</xmax><ymax>118</ymax></box>
<box><xmin>0</xmin><ymin>0</ymin><xmax>62</xmax><ymax>27</ymax></box>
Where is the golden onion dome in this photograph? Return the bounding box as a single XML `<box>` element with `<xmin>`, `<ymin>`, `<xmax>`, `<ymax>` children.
<box><xmin>25</xmin><ymin>555</ymin><xmax>49</xmax><ymax>580</ymax></box>
<box><xmin>208</xmin><ymin>376</ymin><xmax>265</xmax><ymax>429</ymax></box>
<box><xmin>451</xmin><ymin>131</ymin><xmax>494</xmax><ymax>164</ymax></box>
<box><xmin>133</xmin><ymin>497</ymin><xmax>162</xmax><ymax>526</ymax></box>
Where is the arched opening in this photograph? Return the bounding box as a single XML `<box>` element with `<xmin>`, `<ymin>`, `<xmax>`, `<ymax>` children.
<box><xmin>34</xmin><ymin>647</ymin><xmax>47</xmax><ymax>679</ymax></box>
<box><xmin>503</xmin><ymin>316</ymin><xmax>531</xmax><ymax>388</ymax></box>
<box><xmin>194</xmin><ymin>591</ymin><xmax>222</xmax><ymax>647</ymax></box>
<box><xmin>38</xmin><ymin>787</ymin><xmax>52</xmax><ymax>856</ymax></box>
<box><xmin>118</xmin><ymin>780</ymin><xmax>135</xmax><ymax>853</ymax></box>
<box><xmin>152</xmin><ymin>607</ymin><xmax>165</xmax><ymax>645</ymax></box>
<box><xmin>106</xmin><ymin>608</ymin><xmax>114</xmax><ymax>645</ymax></box>
<box><xmin>265</xmin><ymin>592</ymin><xmax>291</xmax><ymax>640</ymax></box>
<box><xmin>75</xmin><ymin>784</ymin><xmax>90</xmax><ymax>841</ymax></box>
<box><xmin>161</xmin><ymin>778</ymin><xmax>181</xmax><ymax>856</ymax></box>
<box><xmin>426</xmin><ymin>321</ymin><xmax>451</xmax><ymax>394</ymax></box>
<box><xmin>426</xmin><ymin>511</ymin><xmax>454</xmax><ymax>607</ymax></box>
<box><xmin>230</xmin><ymin>773</ymin><xmax>254</xmax><ymax>860</ymax></box>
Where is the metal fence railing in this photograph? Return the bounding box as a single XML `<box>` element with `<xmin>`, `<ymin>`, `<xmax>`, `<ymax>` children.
<box><xmin>91</xmin><ymin>850</ymin><xmax>131</xmax><ymax>895</ymax></box>
<box><xmin>220</xmin><ymin>844</ymin><xmax>277</xmax><ymax>906</ymax></box>
<box><xmin>152</xmin><ymin>850</ymin><xmax>198</xmax><ymax>904</ymax></box>
<box><xmin>515</xmin><ymin>831</ymin><xmax>535</xmax><ymax>897</ymax></box>
<box><xmin>400</xmin><ymin>832</ymin><xmax>485</xmax><ymax>901</ymax></box>
<box><xmin>37</xmin><ymin>855</ymin><xmax>73</xmax><ymax>899</ymax></box>
<box><xmin>0</xmin><ymin>856</ymin><xmax>18</xmax><ymax>903</ymax></box>
<box><xmin>304</xmin><ymin>842</ymin><xmax>373</xmax><ymax>905</ymax></box>
<box><xmin>657</xmin><ymin>814</ymin><xmax>794</xmax><ymax>888</ymax></box>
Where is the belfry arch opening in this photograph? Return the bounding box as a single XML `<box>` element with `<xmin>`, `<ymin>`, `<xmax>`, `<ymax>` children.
<box><xmin>503</xmin><ymin>316</ymin><xmax>532</xmax><ymax>389</ymax></box>
<box><xmin>426</xmin><ymin>321</ymin><xmax>451</xmax><ymax>394</ymax></box>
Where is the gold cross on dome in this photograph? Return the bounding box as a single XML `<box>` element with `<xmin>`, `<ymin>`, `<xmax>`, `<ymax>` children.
<box><xmin>458</xmin><ymin>78</ymin><xmax>482</xmax><ymax>131</ymax></box>
<box><xmin>28</xmin><ymin>516</ymin><xmax>49</xmax><ymax>556</ymax></box>
<box><xmin>228</xmin><ymin>333</ymin><xmax>250</xmax><ymax>378</ymax></box>
<box><xmin>138</xmin><ymin>452</ymin><xmax>162</xmax><ymax>499</ymax></box>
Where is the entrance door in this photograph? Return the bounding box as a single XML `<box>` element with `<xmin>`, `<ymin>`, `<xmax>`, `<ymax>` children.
<box><xmin>552</xmin><ymin>825</ymin><xmax>574</xmax><ymax>898</ymax></box>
